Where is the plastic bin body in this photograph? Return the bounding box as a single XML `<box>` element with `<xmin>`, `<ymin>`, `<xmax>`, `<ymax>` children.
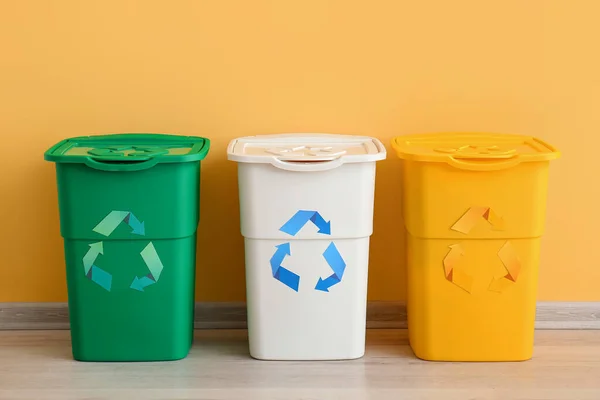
<box><xmin>392</xmin><ymin>133</ymin><xmax>559</xmax><ymax>362</ymax></box>
<box><xmin>228</xmin><ymin>134</ymin><xmax>386</xmax><ymax>360</ymax></box>
<box><xmin>45</xmin><ymin>134</ymin><xmax>209</xmax><ymax>361</ymax></box>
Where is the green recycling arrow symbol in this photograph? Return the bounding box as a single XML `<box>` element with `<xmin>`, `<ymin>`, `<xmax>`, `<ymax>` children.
<box><xmin>130</xmin><ymin>242</ymin><xmax>165</xmax><ymax>292</ymax></box>
<box><xmin>82</xmin><ymin>241</ymin><xmax>112</xmax><ymax>291</ymax></box>
<box><xmin>84</xmin><ymin>210</ymin><xmax>164</xmax><ymax>292</ymax></box>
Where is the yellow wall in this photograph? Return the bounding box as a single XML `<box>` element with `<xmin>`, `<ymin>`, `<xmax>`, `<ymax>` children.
<box><xmin>0</xmin><ymin>0</ymin><xmax>596</xmax><ymax>302</ymax></box>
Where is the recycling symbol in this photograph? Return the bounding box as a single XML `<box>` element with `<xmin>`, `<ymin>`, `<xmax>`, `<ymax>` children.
<box><xmin>434</xmin><ymin>144</ymin><xmax>516</xmax><ymax>158</ymax></box>
<box><xmin>443</xmin><ymin>206</ymin><xmax>522</xmax><ymax>294</ymax></box>
<box><xmin>83</xmin><ymin>210</ymin><xmax>164</xmax><ymax>292</ymax></box>
<box><xmin>265</xmin><ymin>146</ymin><xmax>347</xmax><ymax>159</ymax></box>
<box><xmin>270</xmin><ymin>210</ymin><xmax>347</xmax><ymax>292</ymax></box>
<box><xmin>87</xmin><ymin>146</ymin><xmax>169</xmax><ymax>159</ymax></box>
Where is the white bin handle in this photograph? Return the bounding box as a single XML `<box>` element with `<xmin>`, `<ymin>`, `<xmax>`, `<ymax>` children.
<box><xmin>270</xmin><ymin>157</ymin><xmax>345</xmax><ymax>172</ymax></box>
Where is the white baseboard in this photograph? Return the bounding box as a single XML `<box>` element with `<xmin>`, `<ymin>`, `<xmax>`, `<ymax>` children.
<box><xmin>0</xmin><ymin>301</ymin><xmax>598</xmax><ymax>330</ymax></box>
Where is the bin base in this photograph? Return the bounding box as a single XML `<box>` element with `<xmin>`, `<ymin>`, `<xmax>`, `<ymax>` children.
<box><xmin>249</xmin><ymin>348</ymin><xmax>365</xmax><ymax>361</ymax></box>
<box><xmin>409</xmin><ymin>343</ymin><xmax>533</xmax><ymax>362</ymax></box>
<box><xmin>244</xmin><ymin>237</ymin><xmax>370</xmax><ymax>361</ymax></box>
<box><xmin>72</xmin><ymin>344</ymin><xmax>192</xmax><ymax>363</ymax></box>
<box><xmin>64</xmin><ymin>236</ymin><xmax>197</xmax><ymax>362</ymax></box>
<box><xmin>406</xmin><ymin>234</ymin><xmax>540</xmax><ymax>362</ymax></box>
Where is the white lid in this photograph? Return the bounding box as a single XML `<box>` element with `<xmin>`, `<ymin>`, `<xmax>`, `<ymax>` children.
<box><xmin>227</xmin><ymin>133</ymin><xmax>386</xmax><ymax>171</ymax></box>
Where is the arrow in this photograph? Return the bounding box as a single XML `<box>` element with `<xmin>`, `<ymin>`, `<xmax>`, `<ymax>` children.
<box><xmin>140</xmin><ymin>242</ymin><xmax>164</xmax><ymax>281</ymax></box>
<box><xmin>93</xmin><ymin>210</ymin><xmax>146</xmax><ymax>237</ymax></box>
<box><xmin>451</xmin><ymin>206</ymin><xmax>504</xmax><ymax>234</ymax></box>
<box><xmin>130</xmin><ymin>275</ymin><xmax>156</xmax><ymax>292</ymax></box>
<box><xmin>270</xmin><ymin>243</ymin><xmax>291</xmax><ymax>276</ymax></box>
<box><xmin>488</xmin><ymin>240</ymin><xmax>522</xmax><ymax>294</ymax></box>
<box><xmin>310</xmin><ymin>212</ymin><xmax>331</xmax><ymax>235</ymax></box>
<box><xmin>83</xmin><ymin>241</ymin><xmax>103</xmax><ymax>275</ymax></box>
<box><xmin>323</xmin><ymin>242</ymin><xmax>346</xmax><ymax>278</ymax></box>
<box><xmin>498</xmin><ymin>241</ymin><xmax>521</xmax><ymax>282</ymax></box>
<box><xmin>130</xmin><ymin>242</ymin><xmax>164</xmax><ymax>292</ymax></box>
<box><xmin>443</xmin><ymin>244</ymin><xmax>473</xmax><ymax>293</ymax></box>
<box><xmin>279</xmin><ymin>210</ymin><xmax>331</xmax><ymax>236</ymax></box>
<box><xmin>269</xmin><ymin>242</ymin><xmax>300</xmax><ymax>292</ymax></box>
<box><xmin>315</xmin><ymin>275</ymin><xmax>340</xmax><ymax>292</ymax></box>
<box><xmin>127</xmin><ymin>212</ymin><xmax>145</xmax><ymax>236</ymax></box>
<box><xmin>275</xmin><ymin>267</ymin><xmax>300</xmax><ymax>292</ymax></box>
<box><xmin>90</xmin><ymin>265</ymin><xmax>112</xmax><ymax>292</ymax></box>
<box><xmin>443</xmin><ymin>244</ymin><xmax>464</xmax><ymax>280</ymax></box>
<box><xmin>279</xmin><ymin>210</ymin><xmax>316</xmax><ymax>236</ymax></box>
<box><xmin>450</xmin><ymin>265</ymin><xmax>474</xmax><ymax>294</ymax></box>
<box><xmin>93</xmin><ymin>211</ymin><xmax>129</xmax><ymax>236</ymax></box>
<box><xmin>488</xmin><ymin>276</ymin><xmax>513</xmax><ymax>293</ymax></box>
<box><xmin>484</xmin><ymin>208</ymin><xmax>505</xmax><ymax>231</ymax></box>
<box><xmin>315</xmin><ymin>242</ymin><xmax>346</xmax><ymax>292</ymax></box>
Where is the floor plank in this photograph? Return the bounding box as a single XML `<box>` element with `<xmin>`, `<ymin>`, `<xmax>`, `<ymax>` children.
<box><xmin>0</xmin><ymin>330</ymin><xmax>599</xmax><ymax>400</ymax></box>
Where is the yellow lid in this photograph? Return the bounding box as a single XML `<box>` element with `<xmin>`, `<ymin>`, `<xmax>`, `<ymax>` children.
<box><xmin>391</xmin><ymin>133</ymin><xmax>560</xmax><ymax>171</ymax></box>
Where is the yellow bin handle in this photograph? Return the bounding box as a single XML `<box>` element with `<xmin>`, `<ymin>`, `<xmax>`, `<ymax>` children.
<box><xmin>447</xmin><ymin>154</ymin><xmax>521</xmax><ymax>171</ymax></box>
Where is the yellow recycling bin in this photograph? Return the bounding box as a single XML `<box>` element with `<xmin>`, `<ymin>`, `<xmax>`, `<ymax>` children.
<box><xmin>392</xmin><ymin>133</ymin><xmax>560</xmax><ymax>362</ymax></box>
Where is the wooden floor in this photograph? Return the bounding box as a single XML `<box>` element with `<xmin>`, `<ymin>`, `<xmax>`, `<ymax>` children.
<box><xmin>0</xmin><ymin>330</ymin><xmax>599</xmax><ymax>400</ymax></box>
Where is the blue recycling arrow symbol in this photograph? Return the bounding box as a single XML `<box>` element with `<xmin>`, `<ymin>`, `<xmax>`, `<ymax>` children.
<box><xmin>269</xmin><ymin>243</ymin><xmax>300</xmax><ymax>292</ymax></box>
<box><xmin>279</xmin><ymin>210</ymin><xmax>331</xmax><ymax>236</ymax></box>
<box><xmin>271</xmin><ymin>210</ymin><xmax>346</xmax><ymax>292</ymax></box>
<box><xmin>315</xmin><ymin>242</ymin><xmax>346</xmax><ymax>292</ymax></box>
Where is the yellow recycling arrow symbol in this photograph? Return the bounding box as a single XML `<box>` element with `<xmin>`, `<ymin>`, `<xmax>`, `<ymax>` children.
<box><xmin>451</xmin><ymin>206</ymin><xmax>504</xmax><ymax>234</ymax></box>
<box><xmin>443</xmin><ymin>244</ymin><xmax>472</xmax><ymax>293</ymax></box>
<box><xmin>488</xmin><ymin>241</ymin><xmax>522</xmax><ymax>293</ymax></box>
<box><xmin>443</xmin><ymin>241</ymin><xmax>522</xmax><ymax>294</ymax></box>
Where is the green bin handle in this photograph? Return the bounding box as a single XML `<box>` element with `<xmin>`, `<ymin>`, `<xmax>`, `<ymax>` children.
<box><xmin>84</xmin><ymin>156</ymin><xmax>160</xmax><ymax>172</ymax></box>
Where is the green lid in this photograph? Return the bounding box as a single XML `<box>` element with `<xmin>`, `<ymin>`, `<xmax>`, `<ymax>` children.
<box><xmin>44</xmin><ymin>133</ymin><xmax>210</xmax><ymax>171</ymax></box>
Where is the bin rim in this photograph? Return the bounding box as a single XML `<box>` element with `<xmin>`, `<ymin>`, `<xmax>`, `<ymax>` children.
<box><xmin>227</xmin><ymin>133</ymin><xmax>386</xmax><ymax>171</ymax></box>
<box><xmin>391</xmin><ymin>132</ymin><xmax>560</xmax><ymax>171</ymax></box>
<box><xmin>44</xmin><ymin>133</ymin><xmax>211</xmax><ymax>168</ymax></box>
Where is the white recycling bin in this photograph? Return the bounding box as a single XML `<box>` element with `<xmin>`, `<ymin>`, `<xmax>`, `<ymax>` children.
<box><xmin>227</xmin><ymin>133</ymin><xmax>386</xmax><ymax>360</ymax></box>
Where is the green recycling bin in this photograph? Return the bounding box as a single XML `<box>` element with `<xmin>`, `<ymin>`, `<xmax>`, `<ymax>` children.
<box><xmin>44</xmin><ymin>133</ymin><xmax>210</xmax><ymax>362</ymax></box>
